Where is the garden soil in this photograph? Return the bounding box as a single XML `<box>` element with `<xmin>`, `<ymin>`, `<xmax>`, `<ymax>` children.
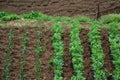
<box><xmin>24</xmin><ymin>27</ymin><xmax>39</xmax><ymax>80</ymax></box>
<box><xmin>0</xmin><ymin>0</ymin><xmax>120</xmax><ymax>19</ymax></box>
<box><xmin>80</xmin><ymin>28</ymin><xmax>94</xmax><ymax>80</ymax></box>
<box><xmin>62</xmin><ymin>25</ymin><xmax>74</xmax><ymax>80</ymax></box>
<box><xmin>100</xmin><ymin>29</ymin><xmax>114</xmax><ymax>80</ymax></box>
<box><xmin>9</xmin><ymin>28</ymin><xmax>23</xmax><ymax>80</ymax></box>
<box><xmin>40</xmin><ymin>26</ymin><xmax>54</xmax><ymax>80</ymax></box>
<box><xmin>0</xmin><ymin>28</ymin><xmax>9</xmax><ymax>80</ymax></box>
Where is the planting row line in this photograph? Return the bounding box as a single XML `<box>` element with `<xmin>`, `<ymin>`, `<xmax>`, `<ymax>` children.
<box><xmin>36</xmin><ymin>28</ymin><xmax>42</xmax><ymax>80</ymax></box>
<box><xmin>89</xmin><ymin>21</ymin><xmax>107</xmax><ymax>80</ymax></box>
<box><xmin>70</xmin><ymin>21</ymin><xmax>85</xmax><ymax>80</ymax></box>
<box><xmin>21</xmin><ymin>27</ymin><xmax>28</xmax><ymax>80</ymax></box>
<box><xmin>50</xmin><ymin>22</ymin><xmax>64</xmax><ymax>80</ymax></box>
<box><xmin>5</xmin><ymin>28</ymin><xmax>13</xmax><ymax>80</ymax></box>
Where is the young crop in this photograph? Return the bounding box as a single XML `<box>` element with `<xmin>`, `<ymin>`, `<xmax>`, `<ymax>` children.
<box><xmin>69</xmin><ymin>21</ymin><xmax>85</xmax><ymax>80</ymax></box>
<box><xmin>50</xmin><ymin>22</ymin><xmax>64</xmax><ymax>80</ymax></box>
<box><xmin>5</xmin><ymin>28</ymin><xmax>13</xmax><ymax>80</ymax></box>
<box><xmin>21</xmin><ymin>27</ymin><xmax>28</xmax><ymax>80</ymax></box>
<box><xmin>88</xmin><ymin>21</ymin><xmax>107</xmax><ymax>80</ymax></box>
<box><xmin>109</xmin><ymin>22</ymin><xmax>120</xmax><ymax>80</ymax></box>
<box><xmin>36</xmin><ymin>27</ymin><xmax>42</xmax><ymax>80</ymax></box>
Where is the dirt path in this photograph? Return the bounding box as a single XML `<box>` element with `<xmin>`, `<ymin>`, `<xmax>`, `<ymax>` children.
<box><xmin>62</xmin><ymin>26</ymin><xmax>74</xmax><ymax>80</ymax></box>
<box><xmin>100</xmin><ymin>29</ymin><xmax>114</xmax><ymax>80</ymax></box>
<box><xmin>80</xmin><ymin>28</ymin><xmax>94</xmax><ymax>80</ymax></box>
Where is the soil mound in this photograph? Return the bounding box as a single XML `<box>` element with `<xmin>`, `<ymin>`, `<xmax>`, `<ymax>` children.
<box><xmin>0</xmin><ymin>0</ymin><xmax>120</xmax><ymax>18</ymax></box>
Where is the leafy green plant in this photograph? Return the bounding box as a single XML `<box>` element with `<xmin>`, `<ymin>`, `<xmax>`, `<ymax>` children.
<box><xmin>36</xmin><ymin>27</ymin><xmax>42</xmax><ymax>80</ymax></box>
<box><xmin>70</xmin><ymin>21</ymin><xmax>85</xmax><ymax>80</ymax></box>
<box><xmin>0</xmin><ymin>11</ymin><xmax>94</xmax><ymax>25</ymax></box>
<box><xmin>75</xmin><ymin>16</ymin><xmax>93</xmax><ymax>23</ymax></box>
<box><xmin>1</xmin><ymin>14</ymin><xmax>20</xmax><ymax>21</ymax></box>
<box><xmin>109</xmin><ymin>22</ymin><xmax>120</xmax><ymax>80</ymax></box>
<box><xmin>100</xmin><ymin>14</ymin><xmax>120</xmax><ymax>23</ymax></box>
<box><xmin>21</xmin><ymin>27</ymin><xmax>28</xmax><ymax>80</ymax></box>
<box><xmin>5</xmin><ymin>28</ymin><xmax>13</xmax><ymax>80</ymax></box>
<box><xmin>21</xmin><ymin>11</ymin><xmax>51</xmax><ymax>22</ymax></box>
<box><xmin>50</xmin><ymin>22</ymin><xmax>64</xmax><ymax>80</ymax></box>
<box><xmin>0</xmin><ymin>11</ymin><xmax>10</xmax><ymax>18</ymax></box>
<box><xmin>88</xmin><ymin>21</ymin><xmax>107</xmax><ymax>80</ymax></box>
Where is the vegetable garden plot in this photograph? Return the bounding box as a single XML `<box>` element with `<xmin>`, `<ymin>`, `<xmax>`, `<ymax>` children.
<box><xmin>0</xmin><ymin>23</ymin><xmax>119</xmax><ymax>80</ymax></box>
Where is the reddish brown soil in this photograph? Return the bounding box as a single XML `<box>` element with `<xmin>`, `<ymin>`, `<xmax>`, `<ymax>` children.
<box><xmin>40</xmin><ymin>26</ymin><xmax>54</xmax><ymax>80</ymax></box>
<box><xmin>80</xmin><ymin>28</ymin><xmax>94</xmax><ymax>80</ymax></box>
<box><xmin>9</xmin><ymin>28</ymin><xmax>23</xmax><ymax>80</ymax></box>
<box><xmin>62</xmin><ymin>26</ymin><xmax>74</xmax><ymax>80</ymax></box>
<box><xmin>0</xmin><ymin>0</ymin><xmax>120</xmax><ymax>18</ymax></box>
<box><xmin>24</xmin><ymin>27</ymin><xmax>39</xmax><ymax>79</ymax></box>
<box><xmin>0</xmin><ymin>28</ymin><xmax>9</xmax><ymax>80</ymax></box>
<box><xmin>100</xmin><ymin>29</ymin><xmax>114</xmax><ymax>80</ymax></box>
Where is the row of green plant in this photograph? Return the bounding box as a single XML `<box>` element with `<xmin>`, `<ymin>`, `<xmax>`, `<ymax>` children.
<box><xmin>0</xmin><ymin>11</ymin><xmax>93</xmax><ymax>24</ymax></box>
<box><xmin>109</xmin><ymin>22</ymin><xmax>120</xmax><ymax>80</ymax></box>
<box><xmin>99</xmin><ymin>14</ymin><xmax>120</xmax><ymax>23</ymax></box>
<box><xmin>88</xmin><ymin>21</ymin><xmax>107</xmax><ymax>80</ymax></box>
<box><xmin>36</xmin><ymin>28</ymin><xmax>42</xmax><ymax>80</ymax></box>
<box><xmin>50</xmin><ymin>22</ymin><xmax>64</xmax><ymax>80</ymax></box>
<box><xmin>21</xmin><ymin>27</ymin><xmax>28</xmax><ymax>80</ymax></box>
<box><xmin>69</xmin><ymin>21</ymin><xmax>85</xmax><ymax>80</ymax></box>
<box><xmin>1</xmin><ymin>11</ymin><xmax>120</xmax><ymax>25</ymax></box>
<box><xmin>5</xmin><ymin>28</ymin><xmax>13</xmax><ymax>80</ymax></box>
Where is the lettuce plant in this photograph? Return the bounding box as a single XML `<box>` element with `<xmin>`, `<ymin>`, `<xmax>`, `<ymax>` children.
<box><xmin>88</xmin><ymin>21</ymin><xmax>107</xmax><ymax>80</ymax></box>
<box><xmin>50</xmin><ymin>22</ymin><xmax>64</xmax><ymax>80</ymax></box>
<box><xmin>109</xmin><ymin>22</ymin><xmax>120</xmax><ymax>80</ymax></box>
<box><xmin>70</xmin><ymin>21</ymin><xmax>85</xmax><ymax>80</ymax></box>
